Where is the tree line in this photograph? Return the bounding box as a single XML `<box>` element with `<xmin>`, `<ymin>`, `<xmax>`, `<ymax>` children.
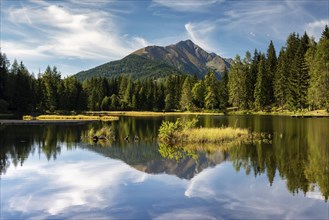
<box><xmin>0</xmin><ymin>26</ymin><xmax>328</xmax><ymax>114</ymax></box>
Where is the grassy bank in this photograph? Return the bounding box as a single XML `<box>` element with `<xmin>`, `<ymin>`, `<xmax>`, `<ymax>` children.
<box><xmin>85</xmin><ymin>111</ymin><xmax>224</xmax><ymax>117</ymax></box>
<box><xmin>158</xmin><ymin>118</ymin><xmax>269</xmax><ymax>148</ymax></box>
<box><xmin>23</xmin><ymin>114</ymin><xmax>119</xmax><ymax>121</ymax></box>
<box><xmin>227</xmin><ymin>109</ymin><xmax>329</xmax><ymax>117</ymax></box>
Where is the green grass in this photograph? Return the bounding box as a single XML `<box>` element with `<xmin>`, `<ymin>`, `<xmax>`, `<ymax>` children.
<box><xmin>23</xmin><ymin>114</ymin><xmax>119</xmax><ymax>121</ymax></box>
<box><xmin>158</xmin><ymin>118</ymin><xmax>270</xmax><ymax>150</ymax></box>
<box><xmin>179</xmin><ymin>127</ymin><xmax>249</xmax><ymax>144</ymax></box>
<box><xmin>85</xmin><ymin>111</ymin><xmax>224</xmax><ymax>117</ymax></box>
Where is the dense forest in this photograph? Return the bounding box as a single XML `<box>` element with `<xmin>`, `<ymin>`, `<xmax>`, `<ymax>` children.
<box><xmin>0</xmin><ymin>26</ymin><xmax>328</xmax><ymax>114</ymax></box>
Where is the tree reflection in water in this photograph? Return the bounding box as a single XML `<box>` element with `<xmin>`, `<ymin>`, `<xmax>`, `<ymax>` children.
<box><xmin>0</xmin><ymin>116</ymin><xmax>328</xmax><ymax>201</ymax></box>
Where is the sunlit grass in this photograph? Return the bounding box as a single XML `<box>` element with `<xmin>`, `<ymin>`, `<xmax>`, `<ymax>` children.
<box><xmin>158</xmin><ymin>118</ymin><xmax>270</xmax><ymax>151</ymax></box>
<box><xmin>23</xmin><ymin>115</ymin><xmax>119</xmax><ymax>121</ymax></box>
<box><xmin>85</xmin><ymin>111</ymin><xmax>224</xmax><ymax>117</ymax></box>
<box><xmin>179</xmin><ymin>127</ymin><xmax>249</xmax><ymax>144</ymax></box>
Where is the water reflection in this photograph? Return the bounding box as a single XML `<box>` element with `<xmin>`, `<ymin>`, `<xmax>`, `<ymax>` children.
<box><xmin>0</xmin><ymin>116</ymin><xmax>328</xmax><ymax>202</ymax></box>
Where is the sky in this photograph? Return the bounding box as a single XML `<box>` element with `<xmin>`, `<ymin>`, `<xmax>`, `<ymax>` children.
<box><xmin>0</xmin><ymin>0</ymin><xmax>328</xmax><ymax>77</ymax></box>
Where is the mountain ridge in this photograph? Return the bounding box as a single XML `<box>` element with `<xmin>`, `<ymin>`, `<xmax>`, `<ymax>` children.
<box><xmin>75</xmin><ymin>40</ymin><xmax>231</xmax><ymax>81</ymax></box>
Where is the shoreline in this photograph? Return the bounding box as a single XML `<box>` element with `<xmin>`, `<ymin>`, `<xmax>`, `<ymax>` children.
<box><xmin>0</xmin><ymin>119</ymin><xmax>100</xmax><ymax>125</ymax></box>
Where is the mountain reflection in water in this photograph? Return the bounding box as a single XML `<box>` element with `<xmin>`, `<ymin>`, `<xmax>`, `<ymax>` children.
<box><xmin>0</xmin><ymin>115</ymin><xmax>328</xmax><ymax>203</ymax></box>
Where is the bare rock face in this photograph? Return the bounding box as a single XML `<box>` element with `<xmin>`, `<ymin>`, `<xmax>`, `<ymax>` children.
<box><xmin>133</xmin><ymin>40</ymin><xmax>232</xmax><ymax>79</ymax></box>
<box><xmin>75</xmin><ymin>40</ymin><xmax>232</xmax><ymax>81</ymax></box>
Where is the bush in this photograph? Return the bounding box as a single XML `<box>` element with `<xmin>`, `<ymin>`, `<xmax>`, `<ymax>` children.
<box><xmin>158</xmin><ymin>118</ymin><xmax>198</xmax><ymax>143</ymax></box>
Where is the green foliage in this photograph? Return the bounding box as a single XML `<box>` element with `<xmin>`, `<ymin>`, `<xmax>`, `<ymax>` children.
<box><xmin>75</xmin><ymin>54</ymin><xmax>185</xmax><ymax>81</ymax></box>
<box><xmin>307</xmin><ymin>25</ymin><xmax>329</xmax><ymax>110</ymax></box>
<box><xmin>180</xmin><ymin>77</ymin><xmax>193</xmax><ymax>111</ymax></box>
<box><xmin>254</xmin><ymin>54</ymin><xmax>268</xmax><ymax>110</ymax></box>
<box><xmin>228</xmin><ymin>55</ymin><xmax>246</xmax><ymax>109</ymax></box>
<box><xmin>274</xmin><ymin>48</ymin><xmax>288</xmax><ymax>109</ymax></box>
<box><xmin>192</xmin><ymin>80</ymin><xmax>205</xmax><ymax>108</ymax></box>
<box><xmin>0</xmin><ymin>26</ymin><xmax>328</xmax><ymax>114</ymax></box>
<box><xmin>158</xmin><ymin>118</ymin><xmax>199</xmax><ymax>143</ymax></box>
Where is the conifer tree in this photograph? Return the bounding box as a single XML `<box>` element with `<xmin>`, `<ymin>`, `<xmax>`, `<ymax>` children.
<box><xmin>254</xmin><ymin>54</ymin><xmax>267</xmax><ymax>110</ymax></box>
<box><xmin>218</xmin><ymin>66</ymin><xmax>229</xmax><ymax>109</ymax></box>
<box><xmin>266</xmin><ymin>41</ymin><xmax>277</xmax><ymax>104</ymax></box>
<box><xmin>308</xmin><ymin>25</ymin><xmax>329</xmax><ymax>110</ymax></box>
<box><xmin>204</xmin><ymin>72</ymin><xmax>218</xmax><ymax>110</ymax></box>
<box><xmin>192</xmin><ymin>80</ymin><xmax>205</xmax><ymax>109</ymax></box>
<box><xmin>306</xmin><ymin>38</ymin><xmax>318</xmax><ymax>109</ymax></box>
<box><xmin>180</xmin><ymin>77</ymin><xmax>193</xmax><ymax>111</ymax></box>
<box><xmin>274</xmin><ymin>48</ymin><xmax>288</xmax><ymax>110</ymax></box>
<box><xmin>288</xmin><ymin>41</ymin><xmax>310</xmax><ymax>110</ymax></box>
<box><xmin>228</xmin><ymin>55</ymin><xmax>246</xmax><ymax>109</ymax></box>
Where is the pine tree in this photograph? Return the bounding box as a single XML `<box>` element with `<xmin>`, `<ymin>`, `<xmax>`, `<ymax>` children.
<box><xmin>204</xmin><ymin>72</ymin><xmax>218</xmax><ymax>110</ymax></box>
<box><xmin>288</xmin><ymin>42</ymin><xmax>310</xmax><ymax>110</ymax></box>
<box><xmin>306</xmin><ymin>37</ymin><xmax>318</xmax><ymax>109</ymax></box>
<box><xmin>218</xmin><ymin>66</ymin><xmax>229</xmax><ymax>109</ymax></box>
<box><xmin>266</xmin><ymin>41</ymin><xmax>277</xmax><ymax>104</ymax></box>
<box><xmin>242</xmin><ymin>51</ymin><xmax>251</xmax><ymax>109</ymax></box>
<box><xmin>254</xmin><ymin>54</ymin><xmax>268</xmax><ymax>110</ymax></box>
<box><xmin>246</xmin><ymin>49</ymin><xmax>260</xmax><ymax>109</ymax></box>
<box><xmin>274</xmin><ymin>48</ymin><xmax>288</xmax><ymax>110</ymax></box>
<box><xmin>180</xmin><ymin>77</ymin><xmax>193</xmax><ymax>111</ymax></box>
<box><xmin>228</xmin><ymin>55</ymin><xmax>246</xmax><ymax>109</ymax></box>
<box><xmin>285</xmin><ymin>33</ymin><xmax>301</xmax><ymax>104</ymax></box>
<box><xmin>308</xmin><ymin>25</ymin><xmax>329</xmax><ymax>110</ymax></box>
<box><xmin>0</xmin><ymin>53</ymin><xmax>10</xmax><ymax>101</ymax></box>
<box><xmin>192</xmin><ymin>80</ymin><xmax>205</xmax><ymax>109</ymax></box>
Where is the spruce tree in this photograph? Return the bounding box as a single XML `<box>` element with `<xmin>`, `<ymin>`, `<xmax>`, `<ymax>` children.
<box><xmin>308</xmin><ymin>25</ymin><xmax>329</xmax><ymax>110</ymax></box>
<box><xmin>228</xmin><ymin>55</ymin><xmax>246</xmax><ymax>109</ymax></box>
<box><xmin>192</xmin><ymin>80</ymin><xmax>205</xmax><ymax>109</ymax></box>
<box><xmin>254</xmin><ymin>54</ymin><xmax>267</xmax><ymax>110</ymax></box>
<box><xmin>305</xmin><ymin>37</ymin><xmax>317</xmax><ymax>109</ymax></box>
<box><xmin>180</xmin><ymin>77</ymin><xmax>193</xmax><ymax>111</ymax></box>
<box><xmin>204</xmin><ymin>72</ymin><xmax>218</xmax><ymax>110</ymax></box>
<box><xmin>266</xmin><ymin>41</ymin><xmax>277</xmax><ymax>104</ymax></box>
<box><xmin>288</xmin><ymin>42</ymin><xmax>310</xmax><ymax>110</ymax></box>
<box><xmin>218</xmin><ymin>66</ymin><xmax>229</xmax><ymax>109</ymax></box>
<box><xmin>274</xmin><ymin>48</ymin><xmax>288</xmax><ymax>110</ymax></box>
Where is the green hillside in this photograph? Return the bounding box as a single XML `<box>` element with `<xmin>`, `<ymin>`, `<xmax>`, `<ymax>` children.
<box><xmin>75</xmin><ymin>54</ymin><xmax>185</xmax><ymax>81</ymax></box>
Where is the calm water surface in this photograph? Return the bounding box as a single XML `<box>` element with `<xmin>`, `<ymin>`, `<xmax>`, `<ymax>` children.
<box><xmin>0</xmin><ymin>116</ymin><xmax>328</xmax><ymax>219</ymax></box>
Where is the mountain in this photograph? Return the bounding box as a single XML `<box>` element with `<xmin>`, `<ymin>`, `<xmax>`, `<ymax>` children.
<box><xmin>75</xmin><ymin>40</ymin><xmax>231</xmax><ymax>81</ymax></box>
<box><xmin>133</xmin><ymin>40</ymin><xmax>231</xmax><ymax>79</ymax></box>
<box><xmin>75</xmin><ymin>54</ymin><xmax>184</xmax><ymax>81</ymax></box>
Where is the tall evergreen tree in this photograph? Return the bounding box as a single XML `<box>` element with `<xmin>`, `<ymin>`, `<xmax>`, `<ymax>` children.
<box><xmin>218</xmin><ymin>66</ymin><xmax>229</xmax><ymax>109</ymax></box>
<box><xmin>42</xmin><ymin>66</ymin><xmax>61</xmax><ymax>112</ymax></box>
<box><xmin>192</xmin><ymin>79</ymin><xmax>205</xmax><ymax>109</ymax></box>
<box><xmin>204</xmin><ymin>72</ymin><xmax>218</xmax><ymax>110</ymax></box>
<box><xmin>308</xmin><ymin>25</ymin><xmax>329</xmax><ymax>110</ymax></box>
<box><xmin>228</xmin><ymin>55</ymin><xmax>246</xmax><ymax>109</ymax></box>
<box><xmin>274</xmin><ymin>48</ymin><xmax>288</xmax><ymax>110</ymax></box>
<box><xmin>288</xmin><ymin>41</ymin><xmax>310</xmax><ymax>110</ymax></box>
<box><xmin>266</xmin><ymin>41</ymin><xmax>277</xmax><ymax>104</ymax></box>
<box><xmin>254</xmin><ymin>54</ymin><xmax>268</xmax><ymax>110</ymax></box>
<box><xmin>180</xmin><ymin>77</ymin><xmax>193</xmax><ymax>111</ymax></box>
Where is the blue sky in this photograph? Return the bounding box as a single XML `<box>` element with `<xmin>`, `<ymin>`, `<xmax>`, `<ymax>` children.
<box><xmin>1</xmin><ymin>0</ymin><xmax>328</xmax><ymax>77</ymax></box>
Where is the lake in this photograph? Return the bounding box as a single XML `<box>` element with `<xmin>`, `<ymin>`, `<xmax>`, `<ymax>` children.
<box><xmin>1</xmin><ymin>115</ymin><xmax>328</xmax><ymax>219</ymax></box>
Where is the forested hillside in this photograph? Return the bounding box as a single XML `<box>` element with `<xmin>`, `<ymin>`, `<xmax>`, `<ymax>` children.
<box><xmin>75</xmin><ymin>54</ymin><xmax>185</xmax><ymax>81</ymax></box>
<box><xmin>0</xmin><ymin>26</ymin><xmax>328</xmax><ymax>113</ymax></box>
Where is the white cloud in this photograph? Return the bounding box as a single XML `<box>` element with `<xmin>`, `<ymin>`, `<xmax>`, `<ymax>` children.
<box><xmin>3</xmin><ymin>2</ymin><xmax>148</xmax><ymax>71</ymax></box>
<box><xmin>305</xmin><ymin>19</ymin><xmax>329</xmax><ymax>41</ymax></box>
<box><xmin>4</xmin><ymin>160</ymin><xmax>148</xmax><ymax>215</ymax></box>
<box><xmin>153</xmin><ymin>208</ymin><xmax>216</xmax><ymax>220</ymax></box>
<box><xmin>185</xmin><ymin>21</ymin><xmax>216</xmax><ymax>52</ymax></box>
<box><xmin>152</xmin><ymin>0</ymin><xmax>223</xmax><ymax>12</ymax></box>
